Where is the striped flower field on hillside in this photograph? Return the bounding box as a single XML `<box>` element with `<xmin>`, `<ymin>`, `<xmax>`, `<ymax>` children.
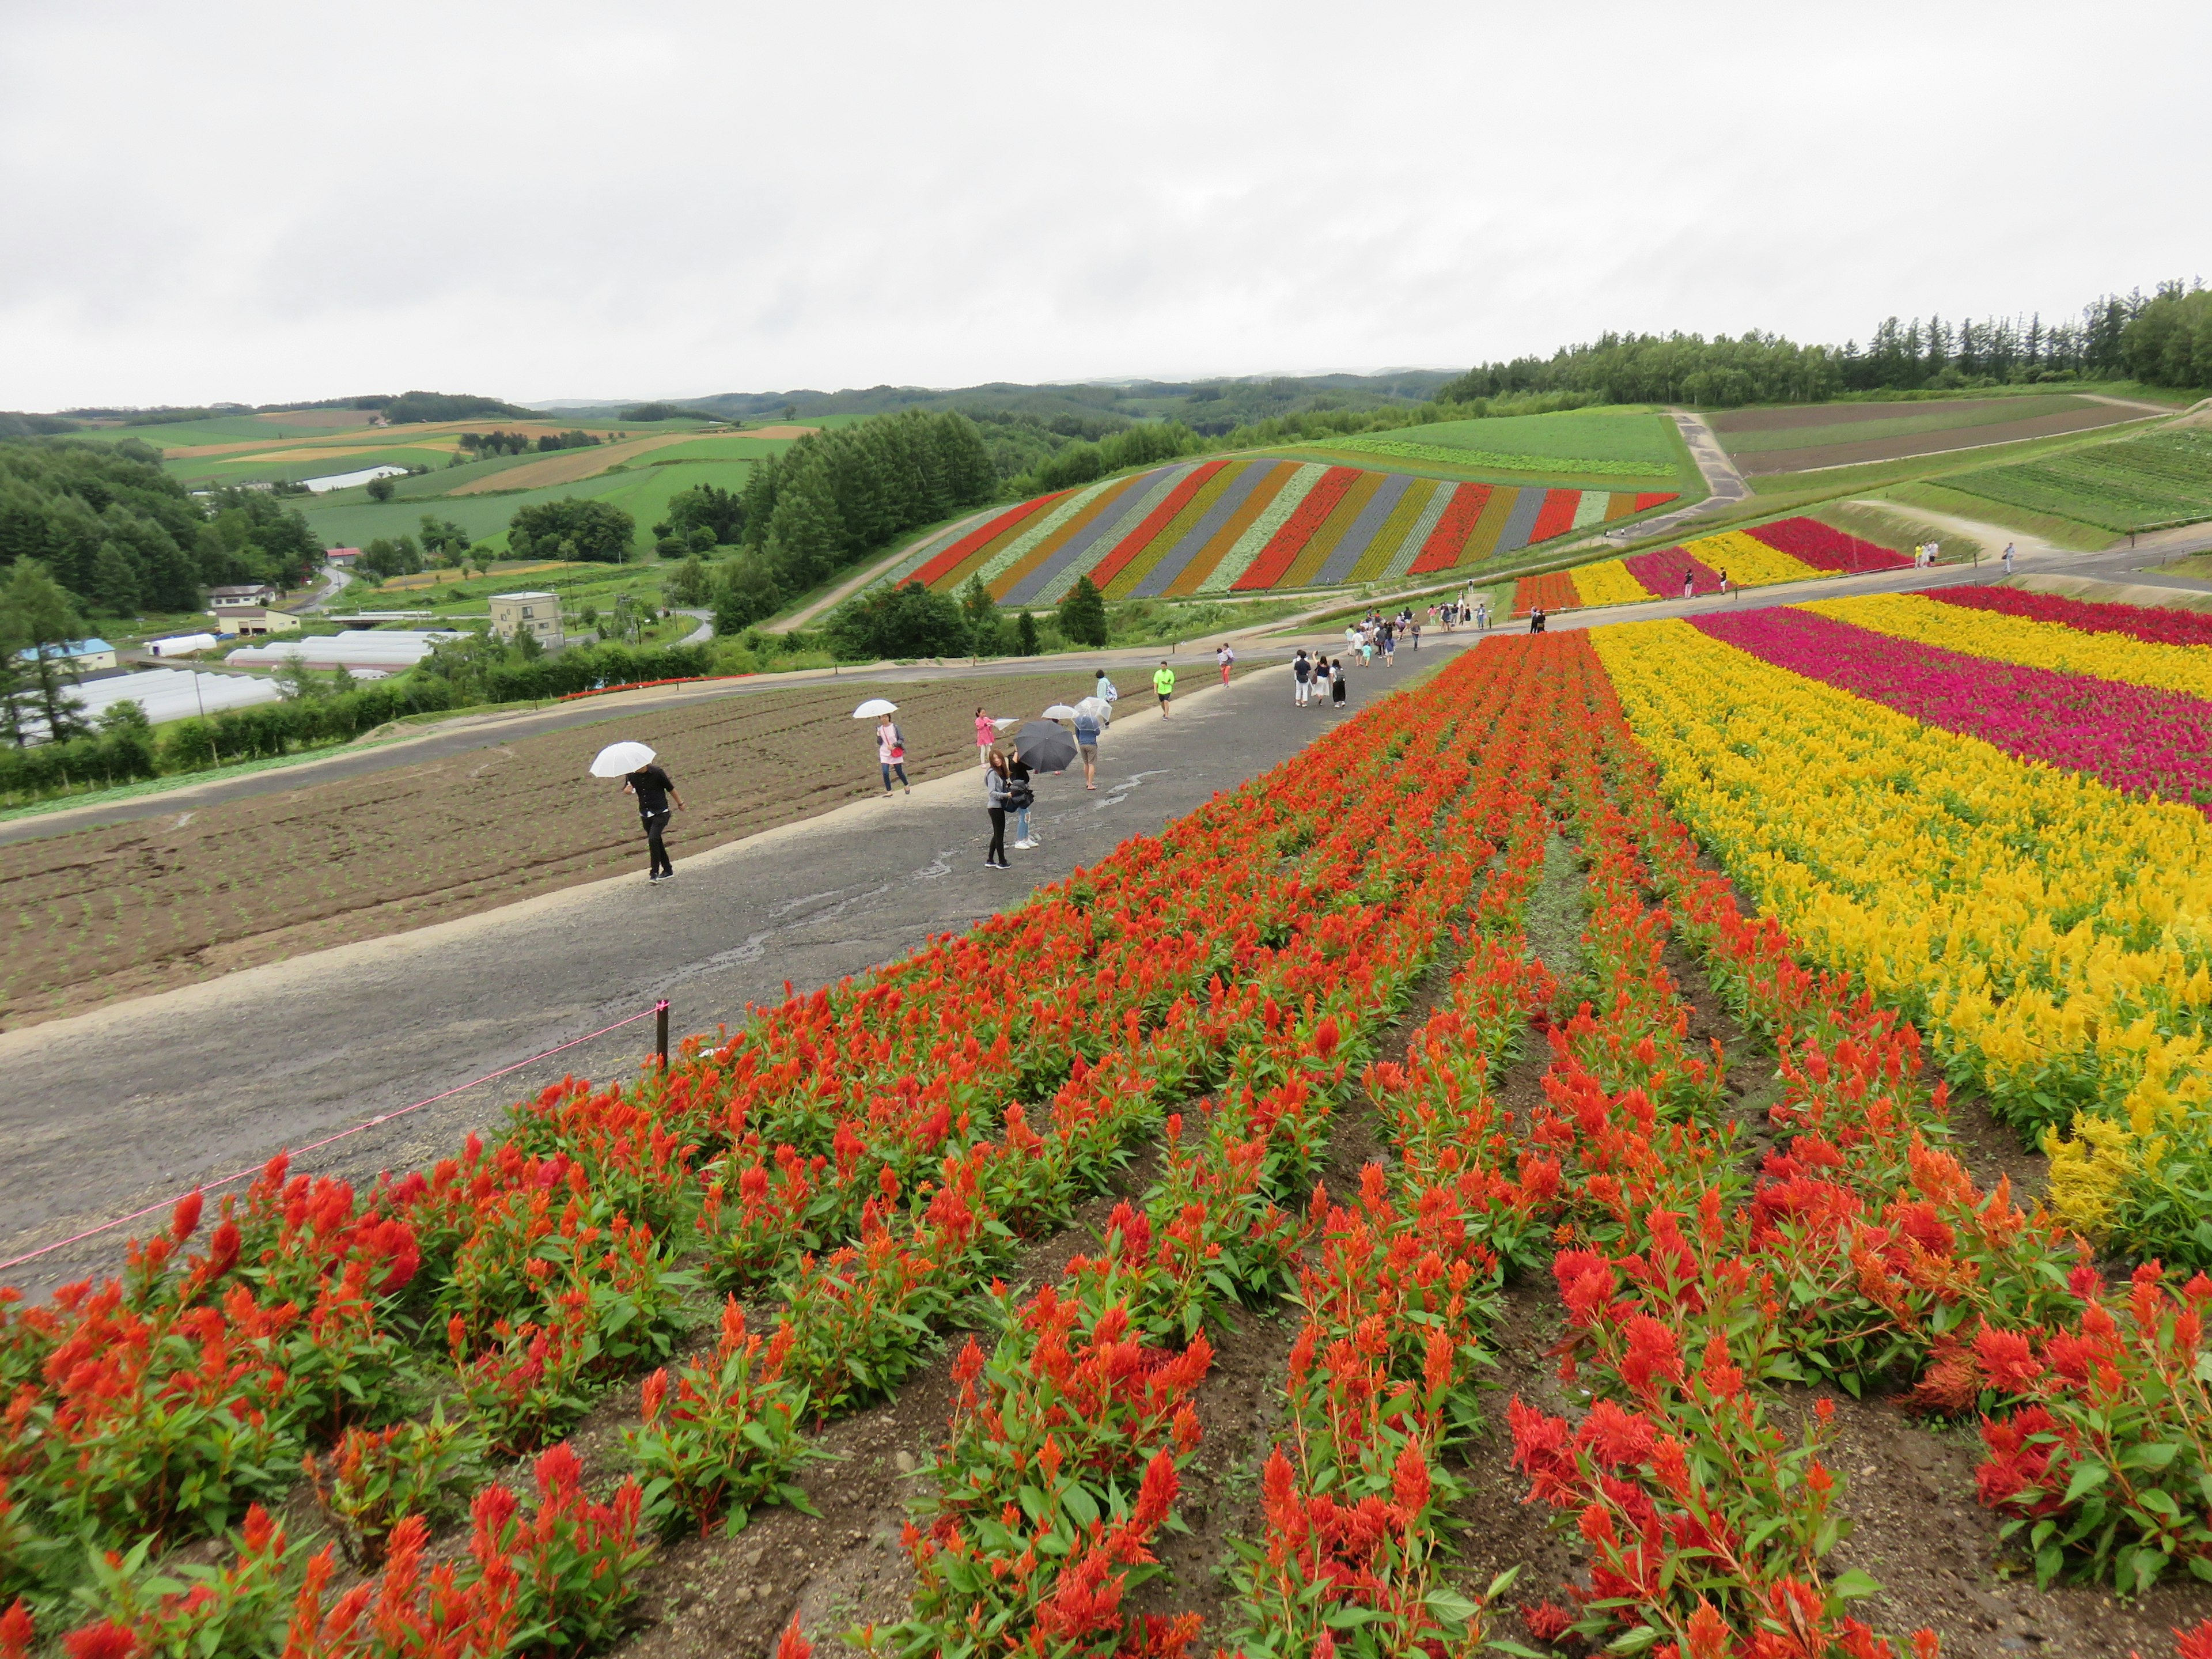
<box><xmin>889</xmin><ymin>457</ymin><xmax>1676</xmax><ymax>599</ymax></box>
<box><xmin>1509</xmin><ymin>516</ymin><xmax>1907</xmax><ymax>614</ymax></box>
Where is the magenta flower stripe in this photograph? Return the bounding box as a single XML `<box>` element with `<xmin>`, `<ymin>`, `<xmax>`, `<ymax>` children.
<box><xmin>1692</xmin><ymin>607</ymin><xmax>2212</xmax><ymax>812</ymax></box>
<box><xmin>1624</xmin><ymin>546</ymin><xmax>1722</xmax><ymax>597</ymax></box>
<box><xmin>1925</xmin><ymin>584</ymin><xmax>2212</xmax><ymax>650</ymax></box>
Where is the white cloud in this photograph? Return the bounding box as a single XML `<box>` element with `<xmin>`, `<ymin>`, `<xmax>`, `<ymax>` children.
<box><xmin>1</xmin><ymin>0</ymin><xmax>2205</xmax><ymax>407</ymax></box>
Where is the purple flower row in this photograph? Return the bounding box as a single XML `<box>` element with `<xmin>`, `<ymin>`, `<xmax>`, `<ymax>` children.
<box><xmin>1694</xmin><ymin>607</ymin><xmax>2212</xmax><ymax>813</ymax></box>
<box><xmin>1927</xmin><ymin>584</ymin><xmax>2212</xmax><ymax>650</ymax></box>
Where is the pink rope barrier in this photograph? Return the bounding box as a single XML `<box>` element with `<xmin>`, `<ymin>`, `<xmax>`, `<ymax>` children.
<box><xmin>0</xmin><ymin>1003</ymin><xmax>667</xmax><ymax>1278</ymax></box>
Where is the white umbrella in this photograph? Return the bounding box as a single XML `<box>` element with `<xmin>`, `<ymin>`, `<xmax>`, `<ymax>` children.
<box><xmin>992</xmin><ymin>715</ymin><xmax>1022</xmax><ymax>730</ymax></box>
<box><xmin>851</xmin><ymin>698</ymin><xmax>898</xmax><ymax>719</ymax></box>
<box><xmin>1040</xmin><ymin>703</ymin><xmax>1081</xmax><ymax>719</ymax></box>
<box><xmin>589</xmin><ymin>740</ymin><xmax>656</xmax><ymax>778</ymax></box>
<box><xmin>1075</xmin><ymin>695</ymin><xmax>1112</xmax><ymax>727</ymax></box>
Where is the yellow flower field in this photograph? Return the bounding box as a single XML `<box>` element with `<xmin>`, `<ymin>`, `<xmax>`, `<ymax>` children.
<box><xmin>1688</xmin><ymin>530</ymin><xmax>1823</xmax><ymax>588</ymax></box>
<box><xmin>1802</xmin><ymin>592</ymin><xmax>2212</xmax><ymax>700</ymax></box>
<box><xmin>1569</xmin><ymin>558</ymin><xmax>1652</xmax><ymax>607</ymax></box>
<box><xmin>1591</xmin><ymin>616</ymin><xmax>2212</xmax><ymax>1254</ymax></box>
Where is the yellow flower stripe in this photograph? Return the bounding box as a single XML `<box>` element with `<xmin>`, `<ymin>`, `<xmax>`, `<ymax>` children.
<box><xmin>1801</xmin><ymin>592</ymin><xmax>2212</xmax><ymax>702</ymax></box>
<box><xmin>1590</xmin><ymin>617</ymin><xmax>2212</xmax><ymax>1252</ymax></box>
<box><xmin>1687</xmin><ymin>530</ymin><xmax>1823</xmax><ymax>588</ymax></box>
<box><xmin>1570</xmin><ymin>559</ymin><xmax>1654</xmax><ymax>607</ymax></box>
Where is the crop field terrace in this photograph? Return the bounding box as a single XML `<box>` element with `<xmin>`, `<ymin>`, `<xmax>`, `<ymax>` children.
<box><xmin>10</xmin><ymin>581</ymin><xmax>2212</xmax><ymax>1657</ymax></box>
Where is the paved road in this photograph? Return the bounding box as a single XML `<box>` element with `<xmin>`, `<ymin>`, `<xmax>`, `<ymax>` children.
<box><xmin>0</xmin><ymin>651</ymin><xmax>1438</xmax><ymax>1295</ymax></box>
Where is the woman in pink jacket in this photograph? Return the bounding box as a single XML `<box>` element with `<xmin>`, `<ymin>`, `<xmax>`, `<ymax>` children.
<box><xmin>975</xmin><ymin>707</ymin><xmax>997</xmax><ymax>769</ymax></box>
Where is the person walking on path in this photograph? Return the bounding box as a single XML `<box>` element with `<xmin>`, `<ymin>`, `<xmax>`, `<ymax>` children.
<box><xmin>1410</xmin><ymin>622</ymin><xmax>1420</xmax><ymax>651</ymax></box>
<box><xmin>2003</xmin><ymin>543</ymin><xmax>2016</xmax><ymax>575</ymax></box>
<box><xmin>1476</xmin><ymin>598</ymin><xmax>1488</xmax><ymax>632</ymax></box>
<box><xmin>1381</xmin><ymin>627</ymin><xmax>1396</xmax><ymax>666</ymax></box>
<box><xmin>622</xmin><ymin>759</ymin><xmax>684</xmax><ymax>882</ymax></box>
<box><xmin>1681</xmin><ymin>569</ymin><xmax>1694</xmax><ymax>601</ymax></box>
<box><xmin>1329</xmin><ymin>657</ymin><xmax>1348</xmax><ymax>709</ymax></box>
<box><xmin>1094</xmin><ymin>668</ymin><xmax>1119</xmax><ymax>709</ymax></box>
<box><xmin>1074</xmin><ymin>704</ymin><xmax>1102</xmax><ymax>789</ymax></box>
<box><xmin>878</xmin><ymin>714</ymin><xmax>912</xmax><ymax>795</ymax></box>
<box><xmin>983</xmin><ymin>751</ymin><xmax>1012</xmax><ymax>869</ymax></box>
<box><xmin>1718</xmin><ymin>569</ymin><xmax>1731</xmax><ymax>598</ymax></box>
<box><xmin>974</xmin><ymin>706</ymin><xmax>997</xmax><ymax>769</ymax></box>
<box><xmin>1153</xmin><ymin>660</ymin><xmax>1175</xmax><ymax>717</ymax></box>
<box><xmin>1293</xmin><ymin>649</ymin><xmax>1313</xmax><ymax>708</ymax></box>
<box><xmin>1216</xmin><ymin>642</ymin><xmax>1236</xmax><ymax>685</ymax></box>
<box><xmin>1008</xmin><ymin>751</ymin><xmax>1039</xmax><ymax>849</ymax></box>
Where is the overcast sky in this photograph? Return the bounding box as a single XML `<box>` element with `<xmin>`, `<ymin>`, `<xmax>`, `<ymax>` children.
<box><xmin>2</xmin><ymin>1</ymin><xmax>2205</xmax><ymax>410</ymax></box>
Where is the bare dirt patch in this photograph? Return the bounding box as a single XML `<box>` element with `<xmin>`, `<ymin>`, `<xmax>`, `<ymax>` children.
<box><xmin>0</xmin><ymin>673</ymin><xmax>1156</xmax><ymax>1028</ymax></box>
<box><xmin>1707</xmin><ymin>398</ymin><xmax>2090</xmax><ymax>437</ymax></box>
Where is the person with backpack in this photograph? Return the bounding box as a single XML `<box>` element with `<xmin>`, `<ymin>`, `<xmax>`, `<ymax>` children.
<box><xmin>1074</xmin><ymin>704</ymin><xmax>1102</xmax><ymax>789</ymax></box>
<box><xmin>1008</xmin><ymin>750</ymin><xmax>1039</xmax><ymax>849</ymax></box>
<box><xmin>877</xmin><ymin>713</ymin><xmax>911</xmax><ymax>795</ymax></box>
<box><xmin>1216</xmin><ymin>642</ymin><xmax>1235</xmax><ymax>685</ymax></box>
<box><xmin>1094</xmin><ymin>668</ymin><xmax>1119</xmax><ymax>709</ymax></box>
<box><xmin>1153</xmin><ymin>660</ymin><xmax>1175</xmax><ymax>717</ymax></box>
<box><xmin>622</xmin><ymin>758</ymin><xmax>684</xmax><ymax>882</ymax></box>
<box><xmin>983</xmin><ymin>749</ymin><xmax>1012</xmax><ymax>869</ymax></box>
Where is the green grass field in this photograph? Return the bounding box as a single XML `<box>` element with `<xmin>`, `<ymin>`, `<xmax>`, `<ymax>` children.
<box><xmin>1710</xmin><ymin>394</ymin><xmax>2098</xmax><ymax>454</ymax></box>
<box><xmin>1340</xmin><ymin>407</ymin><xmax>1681</xmax><ymax>469</ymax></box>
<box><xmin>304</xmin><ymin>458</ymin><xmax>759</xmax><ymax>552</ymax></box>
<box><xmin>639</xmin><ymin>433</ymin><xmax>800</xmax><ymax>464</ymax></box>
<box><xmin>1939</xmin><ymin>427</ymin><xmax>2212</xmax><ymax>532</ymax></box>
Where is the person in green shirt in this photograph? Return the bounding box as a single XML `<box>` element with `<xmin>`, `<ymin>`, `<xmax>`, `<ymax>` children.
<box><xmin>1152</xmin><ymin>661</ymin><xmax>1175</xmax><ymax>717</ymax></box>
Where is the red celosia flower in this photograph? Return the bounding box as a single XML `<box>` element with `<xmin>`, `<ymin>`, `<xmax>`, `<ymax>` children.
<box><xmin>60</xmin><ymin>1622</ymin><xmax>138</xmax><ymax>1659</ymax></box>
<box><xmin>775</xmin><ymin>1615</ymin><xmax>812</xmax><ymax>1659</ymax></box>
<box><xmin>171</xmin><ymin>1190</ymin><xmax>203</xmax><ymax>1243</ymax></box>
<box><xmin>1392</xmin><ymin>1439</ymin><xmax>1431</xmax><ymax>1518</ymax></box>
<box><xmin>0</xmin><ymin>1600</ymin><xmax>33</xmax><ymax>1659</ymax></box>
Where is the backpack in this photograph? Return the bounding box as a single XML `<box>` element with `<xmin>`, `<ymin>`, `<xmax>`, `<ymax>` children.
<box><xmin>1097</xmin><ymin>677</ymin><xmax>1118</xmax><ymax>703</ymax></box>
<box><xmin>1007</xmin><ymin>778</ymin><xmax>1035</xmax><ymax>810</ymax></box>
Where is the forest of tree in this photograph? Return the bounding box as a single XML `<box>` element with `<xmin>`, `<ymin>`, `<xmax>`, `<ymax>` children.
<box><xmin>1439</xmin><ymin>282</ymin><xmax>2211</xmax><ymax>408</ymax></box>
<box><xmin>720</xmin><ymin>409</ymin><xmax>998</xmax><ymax>628</ymax></box>
<box><xmin>0</xmin><ymin>438</ymin><xmax>322</xmax><ymax>616</ymax></box>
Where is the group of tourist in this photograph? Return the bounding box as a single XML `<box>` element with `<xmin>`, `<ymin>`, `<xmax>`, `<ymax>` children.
<box><xmin>1434</xmin><ymin>593</ymin><xmax>1489</xmax><ymax>631</ymax></box>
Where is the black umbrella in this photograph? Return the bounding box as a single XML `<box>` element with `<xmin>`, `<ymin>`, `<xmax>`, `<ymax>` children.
<box><xmin>1012</xmin><ymin>718</ymin><xmax>1078</xmax><ymax>774</ymax></box>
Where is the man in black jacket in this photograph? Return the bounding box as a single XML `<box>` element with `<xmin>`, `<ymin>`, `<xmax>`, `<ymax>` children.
<box><xmin>623</xmin><ymin>761</ymin><xmax>685</xmax><ymax>881</ymax></box>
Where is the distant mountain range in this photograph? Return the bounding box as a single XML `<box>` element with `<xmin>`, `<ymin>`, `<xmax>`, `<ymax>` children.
<box><xmin>528</xmin><ymin>371</ymin><xmax>1460</xmax><ymax>437</ymax></box>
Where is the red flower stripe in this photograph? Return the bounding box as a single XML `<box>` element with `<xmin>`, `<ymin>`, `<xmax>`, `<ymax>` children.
<box><xmin>1086</xmin><ymin>461</ymin><xmax>1229</xmax><ymax>592</ymax></box>
<box><xmin>1408</xmin><ymin>483</ymin><xmax>1494</xmax><ymax>575</ymax></box>
<box><xmin>1233</xmin><ymin>467</ymin><xmax>1361</xmax><ymax>592</ymax></box>
<box><xmin>910</xmin><ymin>494</ymin><xmax>1067</xmax><ymax>589</ymax></box>
<box><xmin>1526</xmin><ymin>487</ymin><xmax>1582</xmax><ymax>546</ymax></box>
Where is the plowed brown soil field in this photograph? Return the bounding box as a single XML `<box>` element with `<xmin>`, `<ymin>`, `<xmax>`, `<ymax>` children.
<box><xmin>0</xmin><ymin>673</ymin><xmax>1144</xmax><ymax>1028</ymax></box>
<box><xmin>443</xmin><ymin>433</ymin><xmax>707</xmax><ymax>494</ymax></box>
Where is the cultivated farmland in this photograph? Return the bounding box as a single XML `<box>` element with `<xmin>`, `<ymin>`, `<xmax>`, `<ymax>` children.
<box><xmin>0</xmin><ymin>674</ymin><xmax>1151</xmax><ymax>1027</ymax></box>
<box><xmin>1709</xmin><ymin>393</ymin><xmax>2157</xmax><ymax>475</ymax></box>
<box><xmin>1941</xmin><ymin>425</ymin><xmax>2212</xmax><ymax>532</ymax></box>
<box><xmin>12</xmin><ymin>586</ymin><xmax>2212</xmax><ymax>1658</ymax></box>
<box><xmin>893</xmin><ymin>457</ymin><xmax>1677</xmax><ymax>601</ymax></box>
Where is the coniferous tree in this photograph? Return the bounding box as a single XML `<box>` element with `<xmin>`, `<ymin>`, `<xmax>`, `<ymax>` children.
<box><xmin>1057</xmin><ymin>575</ymin><xmax>1108</xmax><ymax>648</ymax></box>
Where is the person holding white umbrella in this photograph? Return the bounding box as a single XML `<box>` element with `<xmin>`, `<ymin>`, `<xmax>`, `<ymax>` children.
<box><xmin>591</xmin><ymin>741</ymin><xmax>684</xmax><ymax>882</ymax></box>
<box><xmin>851</xmin><ymin>698</ymin><xmax>910</xmax><ymax>795</ymax></box>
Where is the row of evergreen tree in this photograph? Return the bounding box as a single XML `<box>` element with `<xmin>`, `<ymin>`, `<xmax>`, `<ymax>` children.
<box><xmin>1440</xmin><ymin>282</ymin><xmax>2211</xmax><ymax>408</ymax></box>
